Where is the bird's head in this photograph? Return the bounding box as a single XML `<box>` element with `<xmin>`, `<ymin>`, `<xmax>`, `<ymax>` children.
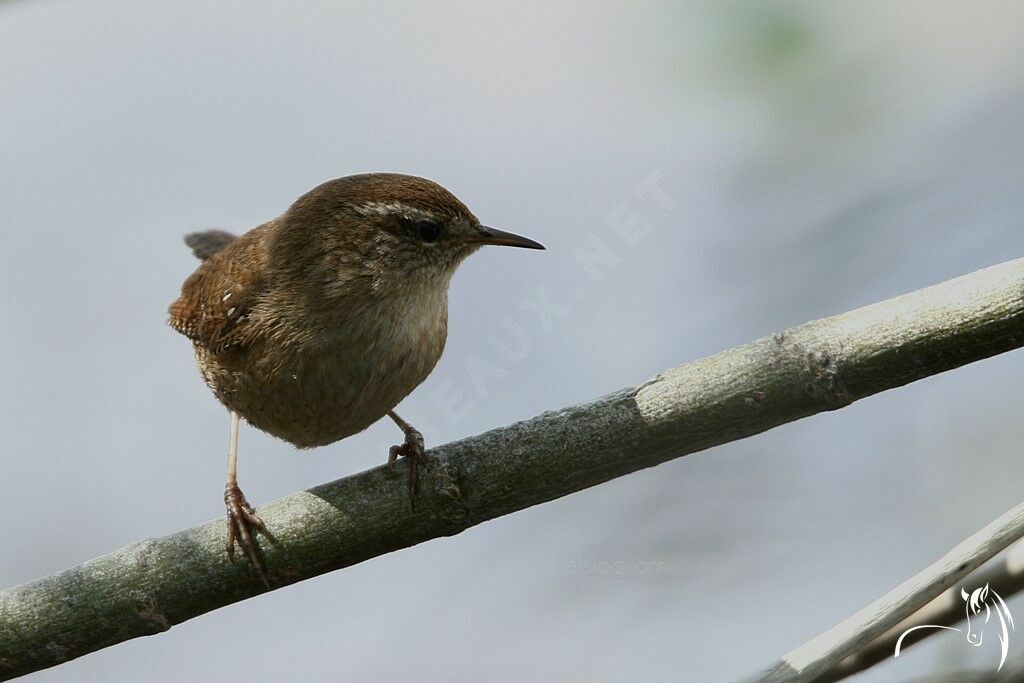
<box><xmin>272</xmin><ymin>173</ymin><xmax>543</xmax><ymax>300</ymax></box>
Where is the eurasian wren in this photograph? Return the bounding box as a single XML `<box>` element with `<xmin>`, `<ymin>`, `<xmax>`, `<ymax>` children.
<box><xmin>168</xmin><ymin>173</ymin><xmax>544</xmax><ymax>583</ymax></box>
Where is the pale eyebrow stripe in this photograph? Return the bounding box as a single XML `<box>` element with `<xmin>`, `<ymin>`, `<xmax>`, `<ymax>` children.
<box><xmin>349</xmin><ymin>201</ymin><xmax>440</xmax><ymax>222</ymax></box>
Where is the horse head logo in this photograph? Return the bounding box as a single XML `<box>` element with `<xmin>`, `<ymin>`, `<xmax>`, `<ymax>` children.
<box><xmin>896</xmin><ymin>583</ymin><xmax>1015</xmax><ymax>671</ymax></box>
<box><xmin>962</xmin><ymin>584</ymin><xmax>1014</xmax><ymax>657</ymax></box>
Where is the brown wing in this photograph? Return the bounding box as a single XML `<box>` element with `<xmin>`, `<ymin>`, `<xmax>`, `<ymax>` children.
<box><xmin>168</xmin><ymin>228</ymin><xmax>267</xmax><ymax>354</ymax></box>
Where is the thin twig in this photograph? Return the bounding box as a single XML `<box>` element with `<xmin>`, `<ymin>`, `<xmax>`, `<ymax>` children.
<box><xmin>822</xmin><ymin>541</ymin><xmax>1024</xmax><ymax>680</ymax></box>
<box><xmin>757</xmin><ymin>501</ymin><xmax>1024</xmax><ymax>681</ymax></box>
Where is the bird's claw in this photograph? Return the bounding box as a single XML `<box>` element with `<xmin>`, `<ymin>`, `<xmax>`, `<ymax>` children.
<box><xmin>388</xmin><ymin>427</ymin><xmax>426</xmax><ymax>510</ymax></box>
<box><xmin>224</xmin><ymin>483</ymin><xmax>272</xmax><ymax>588</ymax></box>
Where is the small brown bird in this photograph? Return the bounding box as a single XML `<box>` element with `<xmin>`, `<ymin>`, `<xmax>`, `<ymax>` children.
<box><xmin>168</xmin><ymin>173</ymin><xmax>543</xmax><ymax>582</ymax></box>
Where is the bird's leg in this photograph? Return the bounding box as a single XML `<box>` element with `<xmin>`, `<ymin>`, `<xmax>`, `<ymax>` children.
<box><xmin>224</xmin><ymin>410</ymin><xmax>271</xmax><ymax>587</ymax></box>
<box><xmin>387</xmin><ymin>410</ymin><xmax>426</xmax><ymax>508</ymax></box>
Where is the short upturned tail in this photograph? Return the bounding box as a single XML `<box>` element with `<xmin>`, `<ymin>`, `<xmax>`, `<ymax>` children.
<box><xmin>184</xmin><ymin>230</ymin><xmax>237</xmax><ymax>261</ymax></box>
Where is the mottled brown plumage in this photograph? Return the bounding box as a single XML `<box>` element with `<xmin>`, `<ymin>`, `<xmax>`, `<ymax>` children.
<box><xmin>168</xmin><ymin>173</ymin><xmax>543</xmax><ymax>583</ymax></box>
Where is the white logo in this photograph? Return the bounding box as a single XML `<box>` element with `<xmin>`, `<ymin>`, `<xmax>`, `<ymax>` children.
<box><xmin>895</xmin><ymin>583</ymin><xmax>1015</xmax><ymax>671</ymax></box>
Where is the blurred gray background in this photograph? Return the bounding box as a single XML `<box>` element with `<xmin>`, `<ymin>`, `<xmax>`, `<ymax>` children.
<box><xmin>3</xmin><ymin>1</ymin><xmax>1024</xmax><ymax>680</ymax></box>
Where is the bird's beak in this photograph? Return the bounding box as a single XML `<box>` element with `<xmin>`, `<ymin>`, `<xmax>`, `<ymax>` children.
<box><xmin>470</xmin><ymin>225</ymin><xmax>545</xmax><ymax>250</ymax></box>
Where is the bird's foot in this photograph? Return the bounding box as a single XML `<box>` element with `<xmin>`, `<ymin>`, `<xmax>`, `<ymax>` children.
<box><xmin>224</xmin><ymin>482</ymin><xmax>272</xmax><ymax>588</ymax></box>
<box><xmin>388</xmin><ymin>426</ymin><xmax>426</xmax><ymax>510</ymax></box>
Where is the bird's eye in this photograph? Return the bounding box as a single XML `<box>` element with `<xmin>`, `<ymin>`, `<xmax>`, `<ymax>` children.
<box><xmin>416</xmin><ymin>220</ymin><xmax>441</xmax><ymax>243</ymax></box>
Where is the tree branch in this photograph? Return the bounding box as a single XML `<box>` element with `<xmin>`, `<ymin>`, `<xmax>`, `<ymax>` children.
<box><xmin>2</xmin><ymin>257</ymin><xmax>1024</xmax><ymax>680</ymax></box>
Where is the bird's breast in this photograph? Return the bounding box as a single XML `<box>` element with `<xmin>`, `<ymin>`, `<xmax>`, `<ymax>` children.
<box><xmin>199</xmin><ymin>289</ymin><xmax>448</xmax><ymax>448</ymax></box>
